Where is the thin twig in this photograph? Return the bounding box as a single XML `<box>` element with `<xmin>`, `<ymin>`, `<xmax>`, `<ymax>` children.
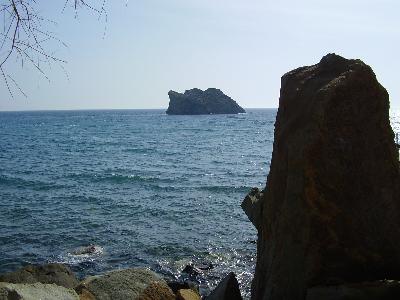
<box><xmin>0</xmin><ymin>0</ymin><xmax>108</xmax><ymax>98</ymax></box>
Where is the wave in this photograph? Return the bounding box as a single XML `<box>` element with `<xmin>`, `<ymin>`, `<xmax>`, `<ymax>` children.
<box><xmin>197</xmin><ymin>185</ymin><xmax>251</xmax><ymax>194</ymax></box>
<box><xmin>122</xmin><ymin>147</ymin><xmax>155</xmax><ymax>153</ymax></box>
<box><xmin>67</xmin><ymin>173</ymin><xmax>176</xmax><ymax>184</ymax></box>
<box><xmin>0</xmin><ymin>174</ymin><xmax>67</xmax><ymax>191</ymax></box>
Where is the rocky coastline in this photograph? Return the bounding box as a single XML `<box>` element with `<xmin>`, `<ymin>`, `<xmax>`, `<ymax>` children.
<box><xmin>2</xmin><ymin>54</ymin><xmax>400</xmax><ymax>300</ymax></box>
<box><xmin>0</xmin><ymin>263</ymin><xmax>242</xmax><ymax>300</ymax></box>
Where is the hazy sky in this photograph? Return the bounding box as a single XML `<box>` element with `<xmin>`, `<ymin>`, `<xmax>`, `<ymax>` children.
<box><xmin>0</xmin><ymin>0</ymin><xmax>399</xmax><ymax>110</ymax></box>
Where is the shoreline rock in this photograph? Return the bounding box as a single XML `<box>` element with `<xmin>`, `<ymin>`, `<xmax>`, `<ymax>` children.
<box><xmin>75</xmin><ymin>268</ymin><xmax>175</xmax><ymax>300</ymax></box>
<box><xmin>0</xmin><ymin>263</ymin><xmax>79</xmax><ymax>289</ymax></box>
<box><xmin>0</xmin><ymin>264</ymin><xmax>206</xmax><ymax>300</ymax></box>
<box><xmin>166</xmin><ymin>88</ymin><xmax>245</xmax><ymax>115</ymax></box>
<box><xmin>0</xmin><ymin>282</ymin><xmax>79</xmax><ymax>300</ymax></box>
<box><xmin>248</xmin><ymin>53</ymin><xmax>400</xmax><ymax>300</ymax></box>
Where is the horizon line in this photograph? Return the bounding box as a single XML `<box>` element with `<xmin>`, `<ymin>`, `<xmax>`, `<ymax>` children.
<box><xmin>0</xmin><ymin>107</ymin><xmax>279</xmax><ymax>113</ymax></box>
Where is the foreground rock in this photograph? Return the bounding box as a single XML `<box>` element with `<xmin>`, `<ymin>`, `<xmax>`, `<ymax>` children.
<box><xmin>75</xmin><ymin>268</ymin><xmax>175</xmax><ymax>300</ymax></box>
<box><xmin>206</xmin><ymin>272</ymin><xmax>242</xmax><ymax>300</ymax></box>
<box><xmin>249</xmin><ymin>54</ymin><xmax>400</xmax><ymax>299</ymax></box>
<box><xmin>307</xmin><ymin>281</ymin><xmax>400</xmax><ymax>300</ymax></box>
<box><xmin>166</xmin><ymin>88</ymin><xmax>245</xmax><ymax>115</ymax></box>
<box><xmin>0</xmin><ymin>282</ymin><xmax>79</xmax><ymax>300</ymax></box>
<box><xmin>0</xmin><ymin>264</ymin><xmax>79</xmax><ymax>288</ymax></box>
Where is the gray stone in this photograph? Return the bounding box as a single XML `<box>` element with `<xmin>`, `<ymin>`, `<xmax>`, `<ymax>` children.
<box><xmin>206</xmin><ymin>272</ymin><xmax>242</xmax><ymax>300</ymax></box>
<box><xmin>0</xmin><ymin>264</ymin><xmax>79</xmax><ymax>289</ymax></box>
<box><xmin>166</xmin><ymin>88</ymin><xmax>245</xmax><ymax>115</ymax></box>
<box><xmin>0</xmin><ymin>282</ymin><xmax>79</xmax><ymax>300</ymax></box>
<box><xmin>75</xmin><ymin>268</ymin><xmax>175</xmax><ymax>300</ymax></box>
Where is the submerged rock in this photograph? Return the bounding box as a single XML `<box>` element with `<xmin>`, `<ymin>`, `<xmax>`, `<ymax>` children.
<box><xmin>166</xmin><ymin>88</ymin><xmax>245</xmax><ymax>115</ymax></box>
<box><xmin>206</xmin><ymin>272</ymin><xmax>242</xmax><ymax>300</ymax></box>
<box><xmin>0</xmin><ymin>263</ymin><xmax>79</xmax><ymax>289</ymax></box>
<box><xmin>249</xmin><ymin>54</ymin><xmax>400</xmax><ymax>300</ymax></box>
<box><xmin>70</xmin><ymin>245</ymin><xmax>103</xmax><ymax>256</ymax></box>
<box><xmin>182</xmin><ymin>265</ymin><xmax>202</xmax><ymax>278</ymax></box>
<box><xmin>75</xmin><ymin>268</ymin><xmax>175</xmax><ymax>300</ymax></box>
<box><xmin>0</xmin><ymin>282</ymin><xmax>79</xmax><ymax>300</ymax></box>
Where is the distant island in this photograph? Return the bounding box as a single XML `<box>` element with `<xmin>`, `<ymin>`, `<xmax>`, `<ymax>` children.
<box><xmin>166</xmin><ymin>88</ymin><xmax>246</xmax><ymax>115</ymax></box>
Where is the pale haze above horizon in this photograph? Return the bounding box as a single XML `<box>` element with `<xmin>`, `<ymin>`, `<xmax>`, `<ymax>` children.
<box><xmin>0</xmin><ymin>0</ymin><xmax>399</xmax><ymax>111</ymax></box>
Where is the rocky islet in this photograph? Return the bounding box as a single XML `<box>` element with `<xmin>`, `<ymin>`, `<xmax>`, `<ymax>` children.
<box><xmin>166</xmin><ymin>88</ymin><xmax>246</xmax><ymax>115</ymax></box>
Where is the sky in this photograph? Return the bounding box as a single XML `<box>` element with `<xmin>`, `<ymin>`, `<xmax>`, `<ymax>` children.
<box><xmin>0</xmin><ymin>0</ymin><xmax>399</xmax><ymax>110</ymax></box>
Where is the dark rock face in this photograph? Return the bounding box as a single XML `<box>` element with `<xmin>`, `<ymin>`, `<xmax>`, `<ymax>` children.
<box><xmin>250</xmin><ymin>54</ymin><xmax>400</xmax><ymax>300</ymax></box>
<box><xmin>306</xmin><ymin>280</ymin><xmax>400</xmax><ymax>300</ymax></box>
<box><xmin>166</xmin><ymin>88</ymin><xmax>245</xmax><ymax>115</ymax></box>
<box><xmin>206</xmin><ymin>272</ymin><xmax>242</xmax><ymax>300</ymax></box>
<box><xmin>0</xmin><ymin>264</ymin><xmax>79</xmax><ymax>289</ymax></box>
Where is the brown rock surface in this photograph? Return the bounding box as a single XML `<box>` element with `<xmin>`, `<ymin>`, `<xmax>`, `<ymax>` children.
<box><xmin>250</xmin><ymin>54</ymin><xmax>400</xmax><ymax>300</ymax></box>
<box><xmin>176</xmin><ymin>288</ymin><xmax>201</xmax><ymax>300</ymax></box>
<box><xmin>0</xmin><ymin>264</ymin><xmax>79</xmax><ymax>289</ymax></box>
<box><xmin>138</xmin><ymin>281</ymin><xmax>176</xmax><ymax>300</ymax></box>
<box><xmin>77</xmin><ymin>288</ymin><xmax>96</xmax><ymax>300</ymax></box>
<box><xmin>75</xmin><ymin>268</ymin><xmax>175</xmax><ymax>300</ymax></box>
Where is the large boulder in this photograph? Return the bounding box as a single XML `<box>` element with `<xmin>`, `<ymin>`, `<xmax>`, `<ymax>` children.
<box><xmin>0</xmin><ymin>264</ymin><xmax>79</xmax><ymax>289</ymax></box>
<box><xmin>0</xmin><ymin>282</ymin><xmax>79</xmax><ymax>300</ymax></box>
<box><xmin>166</xmin><ymin>88</ymin><xmax>245</xmax><ymax>115</ymax></box>
<box><xmin>249</xmin><ymin>54</ymin><xmax>400</xmax><ymax>300</ymax></box>
<box><xmin>75</xmin><ymin>268</ymin><xmax>175</xmax><ymax>300</ymax></box>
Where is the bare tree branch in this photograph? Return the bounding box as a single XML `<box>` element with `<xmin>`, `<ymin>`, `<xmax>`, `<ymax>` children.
<box><xmin>0</xmin><ymin>0</ymin><xmax>108</xmax><ymax>98</ymax></box>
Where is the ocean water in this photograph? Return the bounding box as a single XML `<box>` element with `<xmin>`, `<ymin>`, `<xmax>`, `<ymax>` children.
<box><xmin>0</xmin><ymin>109</ymin><xmax>275</xmax><ymax>298</ymax></box>
<box><xmin>0</xmin><ymin>108</ymin><xmax>399</xmax><ymax>298</ymax></box>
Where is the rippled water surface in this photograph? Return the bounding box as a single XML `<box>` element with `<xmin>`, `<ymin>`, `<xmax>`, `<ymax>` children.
<box><xmin>0</xmin><ymin>109</ymin><xmax>277</xmax><ymax>298</ymax></box>
<box><xmin>1</xmin><ymin>108</ymin><xmax>399</xmax><ymax>298</ymax></box>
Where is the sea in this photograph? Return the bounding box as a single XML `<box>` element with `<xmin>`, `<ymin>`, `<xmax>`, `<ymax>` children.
<box><xmin>0</xmin><ymin>108</ymin><xmax>399</xmax><ymax>298</ymax></box>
